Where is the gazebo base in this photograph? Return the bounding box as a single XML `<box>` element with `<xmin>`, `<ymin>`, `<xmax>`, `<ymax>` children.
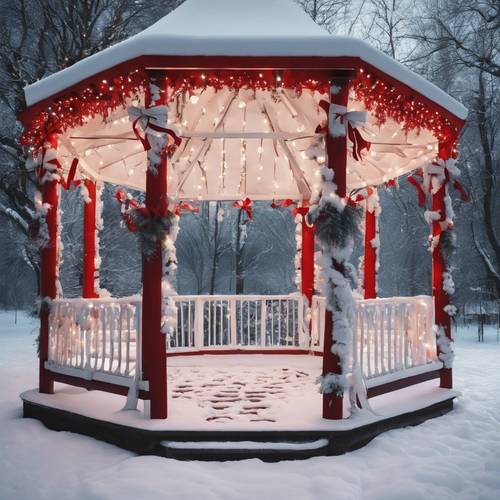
<box><xmin>21</xmin><ymin>397</ymin><xmax>454</xmax><ymax>461</ymax></box>
<box><xmin>21</xmin><ymin>355</ymin><xmax>457</xmax><ymax>461</ymax></box>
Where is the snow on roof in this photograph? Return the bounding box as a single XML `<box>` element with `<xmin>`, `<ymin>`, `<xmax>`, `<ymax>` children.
<box><xmin>23</xmin><ymin>0</ymin><xmax>467</xmax><ymax>121</ymax></box>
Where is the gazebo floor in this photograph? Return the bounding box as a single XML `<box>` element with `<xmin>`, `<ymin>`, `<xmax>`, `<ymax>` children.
<box><xmin>21</xmin><ymin>355</ymin><xmax>457</xmax><ymax>461</ymax></box>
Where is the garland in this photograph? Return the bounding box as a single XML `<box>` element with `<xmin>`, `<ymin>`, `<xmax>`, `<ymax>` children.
<box><xmin>308</xmin><ymin>166</ymin><xmax>361</xmax><ymax>395</ymax></box>
<box><xmin>409</xmin><ymin>156</ymin><xmax>468</xmax><ymax>368</ymax></box>
<box><xmin>115</xmin><ymin>188</ymin><xmax>173</xmax><ymax>258</ymax></box>
<box><xmin>22</xmin><ymin>69</ymin><xmax>146</xmax><ymax>151</ymax></box>
<box><xmin>22</xmin><ymin>67</ymin><xmax>461</xmax><ymax>157</ymax></box>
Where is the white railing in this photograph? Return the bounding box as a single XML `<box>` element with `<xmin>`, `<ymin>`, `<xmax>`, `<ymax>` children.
<box><xmin>168</xmin><ymin>294</ymin><xmax>308</xmax><ymax>350</ymax></box>
<box><xmin>47</xmin><ymin>297</ymin><xmax>142</xmax><ymax>386</ymax></box>
<box><xmin>312</xmin><ymin>295</ymin><xmax>438</xmax><ymax>380</ymax></box>
<box><xmin>46</xmin><ymin>294</ymin><xmax>437</xmax><ymax>388</ymax></box>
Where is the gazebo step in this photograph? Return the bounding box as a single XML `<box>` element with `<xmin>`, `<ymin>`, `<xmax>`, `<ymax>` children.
<box><xmin>159</xmin><ymin>438</ymin><xmax>330</xmax><ymax>460</ymax></box>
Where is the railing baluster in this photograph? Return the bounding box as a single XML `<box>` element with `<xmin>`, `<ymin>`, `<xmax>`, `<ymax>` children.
<box><xmin>260</xmin><ymin>299</ymin><xmax>267</xmax><ymax>347</ymax></box>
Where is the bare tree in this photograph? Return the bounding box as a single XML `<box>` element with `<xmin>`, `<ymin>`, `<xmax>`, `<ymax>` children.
<box><xmin>296</xmin><ymin>0</ymin><xmax>351</xmax><ymax>32</ymax></box>
<box><xmin>0</xmin><ymin>0</ymin><xmax>179</xmax><ymax>299</ymax></box>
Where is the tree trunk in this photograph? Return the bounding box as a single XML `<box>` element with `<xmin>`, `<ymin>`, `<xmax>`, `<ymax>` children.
<box><xmin>235</xmin><ymin>209</ymin><xmax>245</xmax><ymax>295</ymax></box>
<box><xmin>477</xmin><ymin>68</ymin><xmax>500</xmax><ymax>296</ymax></box>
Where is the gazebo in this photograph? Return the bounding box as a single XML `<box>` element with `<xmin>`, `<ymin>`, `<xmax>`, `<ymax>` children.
<box><xmin>20</xmin><ymin>0</ymin><xmax>467</xmax><ymax>459</ymax></box>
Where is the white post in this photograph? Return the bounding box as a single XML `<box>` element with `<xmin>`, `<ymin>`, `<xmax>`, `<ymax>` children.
<box><xmin>230</xmin><ymin>298</ymin><xmax>237</xmax><ymax>347</ymax></box>
<box><xmin>260</xmin><ymin>299</ymin><xmax>267</xmax><ymax>347</ymax></box>
<box><xmin>298</xmin><ymin>295</ymin><xmax>306</xmax><ymax>348</ymax></box>
<box><xmin>194</xmin><ymin>297</ymin><xmax>204</xmax><ymax>350</ymax></box>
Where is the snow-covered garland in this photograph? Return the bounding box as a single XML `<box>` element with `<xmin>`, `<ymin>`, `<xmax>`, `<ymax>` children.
<box><xmin>409</xmin><ymin>156</ymin><xmax>467</xmax><ymax>368</ymax></box>
<box><xmin>308</xmin><ymin>166</ymin><xmax>361</xmax><ymax>395</ymax></box>
<box><xmin>115</xmin><ymin>187</ymin><xmax>181</xmax><ymax>339</ymax></box>
<box><xmin>161</xmin><ymin>214</ymin><xmax>179</xmax><ymax>338</ymax></box>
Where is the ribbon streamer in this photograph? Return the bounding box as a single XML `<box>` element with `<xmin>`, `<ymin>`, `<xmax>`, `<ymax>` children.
<box><xmin>128</xmin><ymin>105</ymin><xmax>181</xmax><ymax>151</ymax></box>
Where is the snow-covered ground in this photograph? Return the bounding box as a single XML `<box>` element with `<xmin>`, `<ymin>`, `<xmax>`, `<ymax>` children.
<box><xmin>1</xmin><ymin>310</ymin><xmax>499</xmax><ymax>500</ymax></box>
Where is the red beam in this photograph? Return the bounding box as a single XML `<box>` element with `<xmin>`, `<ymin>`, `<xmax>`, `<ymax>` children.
<box><xmin>367</xmin><ymin>369</ymin><xmax>441</xmax><ymax>399</ymax></box>
<box><xmin>363</xmin><ymin>197</ymin><xmax>377</xmax><ymax>299</ymax></box>
<box><xmin>19</xmin><ymin>55</ymin><xmax>466</xmax><ymax>133</ymax></box>
<box><xmin>432</xmin><ymin>182</ymin><xmax>452</xmax><ymax>389</ymax></box>
<box><xmin>48</xmin><ymin>371</ymin><xmax>149</xmax><ymax>400</ymax></box>
<box><xmin>82</xmin><ymin>179</ymin><xmax>99</xmax><ymax>298</ymax></box>
<box><xmin>166</xmin><ymin>348</ymin><xmax>323</xmax><ymax>357</ymax></box>
<box><xmin>301</xmin><ymin>211</ymin><xmax>315</xmax><ymax>305</ymax></box>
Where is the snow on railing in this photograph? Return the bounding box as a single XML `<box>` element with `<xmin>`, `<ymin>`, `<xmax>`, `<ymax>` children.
<box><xmin>46</xmin><ymin>294</ymin><xmax>436</xmax><ymax>386</ymax></box>
<box><xmin>168</xmin><ymin>294</ymin><xmax>308</xmax><ymax>350</ymax></box>
<box><xmin>311</xmin><ymin>295</ymin><xmax>437</xmax><ymax>379</ymax></box>
<box><xmin>46</xmin><ymin>297</ymin><xmax>141</xmax><ymax>386</ymax></box>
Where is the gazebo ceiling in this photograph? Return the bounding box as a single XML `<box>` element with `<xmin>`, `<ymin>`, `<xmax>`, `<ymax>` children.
<box><xmin>59</xmin><ymin>85</ymin><xmax>438</xmax><ymax>200</ymax></box>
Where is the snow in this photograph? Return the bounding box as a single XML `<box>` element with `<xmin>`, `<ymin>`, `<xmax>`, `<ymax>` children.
<box><xmin>1</xmin><ymin>310</ymin><xmax>500</xmax><ymax>499</ymax></box>
<box><xmin>23</xmin><ymin>0</ymin><xmax>467</xmax><ymax>121</ymax></box>
<box><xmin>23</xmin><ymin>353</ymin><xmax>458</xmax><ymax>432</ymax></box>
<box><xmin>161</xmin><ymin>438</ymin><xmax>329</xmax><ymax>451</ymax></box>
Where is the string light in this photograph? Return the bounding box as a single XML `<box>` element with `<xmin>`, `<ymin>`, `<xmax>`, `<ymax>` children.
<box><xmin>22</xmin><ymin>67</ymin><xmax>459</xmax><ymax>159</ymax></box>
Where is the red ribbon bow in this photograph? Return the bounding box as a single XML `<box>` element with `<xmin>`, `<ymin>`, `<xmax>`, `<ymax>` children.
<box><xmin>174</xmin><ymin>202</ymin><xmax>199</xmax><ymax>216</ymax></box>
<box><xmin>233</xmin><ymin>198</ymin><xmax>253</xmax><ymax>220</ymax></box>
<box><xmin>271</xmin><ymin>199</ymin><xmax>295</xmax><ymax>209</ymax></box>
<box><xmin>131</xmin><ymin>117</ymin><xmax>182</xmax><ymax>152</ymax></box>
<box><xmin>129</xmin><ymin>106</ymin><xmax>182</xmax><ymax>152</ymax></box>
<box><xmin>408</xmin><ymin>162</ymin><xmax>468</xmax><ymax>207</ymax></box>
<box><xmin>292</xmin><ymin>206</ymin><xmax>309</xmax><ymax>218</ymax></box>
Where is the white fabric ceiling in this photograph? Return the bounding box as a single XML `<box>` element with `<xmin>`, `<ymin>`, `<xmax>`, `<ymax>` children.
<box><xmin>58</xmin><ymin>86</ymin><xmax>437</xmax><ymax>200</ymax></box>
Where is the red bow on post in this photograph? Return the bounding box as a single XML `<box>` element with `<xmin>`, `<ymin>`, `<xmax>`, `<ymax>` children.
<box><xmin>408</xmin><ymin>159</ymin><xmax>468</xmax><ymax>207</ymax></box>
<box><xmin>233</xmin><ymin>198</ymin><xmax>253</xmax><ymax>220</ymax></box>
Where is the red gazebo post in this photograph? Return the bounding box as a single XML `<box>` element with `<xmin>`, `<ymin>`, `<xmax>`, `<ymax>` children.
<box><xmin>82</xmin><ymin>179</ymin><xmax>99</xmax><ymax>298</ymax></box>
<box><xmin>141</xmin><ymin>70</ymin><xmax>168</xmax><ymax>418</ymax></box>
<box><xmin>301</xmin><ymin>204</ymin><xmax>315</xmax><ymax>306</ymax></box>
<box><xmin>322</xmin><ymin>70</ymin><xmax>354</xmax><ymax>420</ymax></box>
<box><xmin>363</xmin><ymin>188</ymin><xmax>377</xmax><ymax>300</ymax></box>
<box><xmin>39</xmin><ymin>135</ymin><xmax>60</xmax><ymax>394</ymax></box>
<box><xmin>432</xmin><ymin>147</ymin><xmax>452</xmax><ymax>389</ymax></box>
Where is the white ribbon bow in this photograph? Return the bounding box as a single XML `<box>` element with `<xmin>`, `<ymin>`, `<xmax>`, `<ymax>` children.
<box><xmin>328</xmin><ymin>104</ymin><xmax>368</xmax><ymax>138</ymax></box>
<box><xmin>127</xmin><ymin>105</ymin><xmax>169</xmax><ymax>135</ymax></box>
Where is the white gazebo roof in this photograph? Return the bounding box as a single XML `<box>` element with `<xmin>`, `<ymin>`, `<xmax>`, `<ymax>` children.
<box><xmin>24</xmin><ymin>0</ymin><xmax>466</xmax><ymax>120</ymax></box>
<box><xmin>22</xmin><ymin>0</ymin><xmax>468</xmax><ymax>201</ymax></box>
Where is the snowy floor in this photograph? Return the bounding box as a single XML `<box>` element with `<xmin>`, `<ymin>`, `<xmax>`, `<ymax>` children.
<box><xmin>22</xmin><ymin>354</ymin><xmax>454</xmax><ymax>432</ymax></box>
<box><xmin>1</xmin><ymin>311</ymin><xmax>500</xmax><ymax>500</ymax></box>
